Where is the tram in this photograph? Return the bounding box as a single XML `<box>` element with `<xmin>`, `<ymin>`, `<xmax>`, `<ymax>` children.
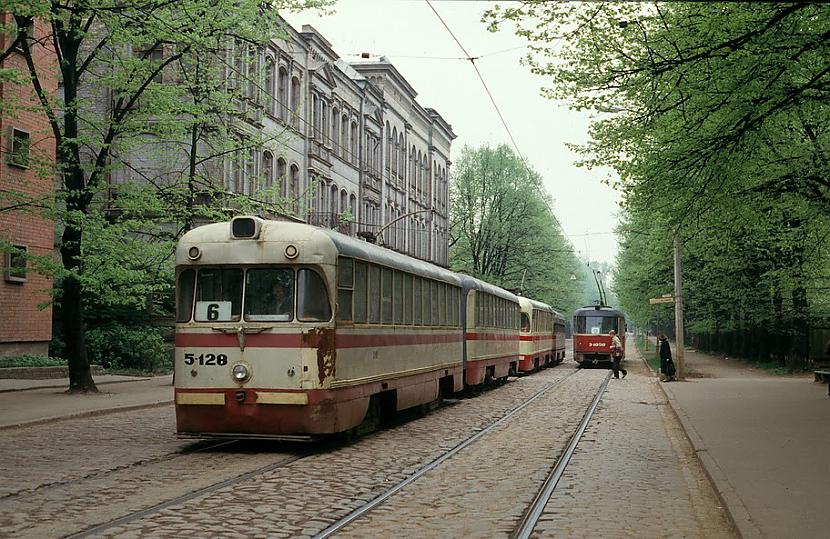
<box><xmin>174</xmin><ymin>216</ymin><xmax>468</xmax><ymax>438</ymax></box>
<box><xmin>517</xmin><ymin>297</ymin><xmax>555</xmax><ymax>372</ymax></box>
<box><xmin>173</xmin><ymin>216</ymin><xmax>527</xmax><ymax>439</ymax></box>
<box><xmin>572</xmin><ymin>305</ymin><xmax>627</xmax><ymax>367</ymax></box>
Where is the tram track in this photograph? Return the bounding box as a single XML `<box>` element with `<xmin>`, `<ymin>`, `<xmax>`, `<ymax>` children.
<box><xmin>312</xmin><ymin>368</ymin><xmax>583</xmax><ymax>539</ymax></box>
<box><xmin>63</xmin><ymin>452</ymin><xmax>310</xmax><ymax>539</ymax></box>
<box><xmin>0</xmin><ymin>438</ymin><xmax>242</xmax><ymax>501</ymax></box>
<box><xmin>510</xmin><ymin>370</ymin><xmax>612</xmax><ymax>539</ymax></box>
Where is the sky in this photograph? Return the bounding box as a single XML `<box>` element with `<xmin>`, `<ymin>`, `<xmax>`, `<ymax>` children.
<box><xmin>284</xmin><ymin>0</ymin><xmax>622</xmax><ymax>265</ymax></box>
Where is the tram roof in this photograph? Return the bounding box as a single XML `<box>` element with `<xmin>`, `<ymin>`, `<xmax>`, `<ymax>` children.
<box><xmin>460</xmin><ymin>275</ymin><xmax>519</xmax><ymax>303</ymax></box>
<box><xmin>574</xmin><ymin>305</ymin><xmax>625</xmax><ymax>318</ymax></box>
<box><xmin>518</xmin><ymin>296</ymin><xmax>553</xmax><ymax>313</ymax></box>
<box><xmin>178</xmin><ymin>218</ymin><xmax>461</xmax><ymax>285</ymax></box>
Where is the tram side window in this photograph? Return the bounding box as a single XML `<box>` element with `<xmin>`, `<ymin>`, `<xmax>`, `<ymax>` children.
<box><xmin>521</xmin><ymin>312</ymin><xmax>530</xmax><ymax>332</ymax></box>
<box><xmin>403</xmin><ymin>273</ymin><xmax>413</xmax><ymax>325</ymax></box>
<box><xmin>430</xmin><ymin>281</ymin><xmax>439</xmax><ymax>326</ymax></box>
<box><xmin>297</xmin><ymin>268</ymin><xmax>331</xmax><ymax>322</ymax></box>
<box><xmin>194</xmin><ymin>268</ymin><xmax>243</xmax><ymax>322</ymax></box>
<box><xmin>337</xmin><ymin>258</ymin><xmax>353</xmax><ymax>322</ymax></box>
<box><xmin>381</xmin><ymin>267</ymin><xmax>393</xmax><ymax>324</ymax></box>
<box><xmin>245</xmin><ymin>268</ymin><xmax>294</xmax><ymax>321</ymax></box>
<box><xmin>393</xmin><ymin>270</ymin><xmax>404</xmax><ymax>324</ymax></box>
<box><xmin>353</xmin><ymin>261</ymin><xmax>367</xmax><ymax>323</ymax></box>
<box><xmin>438</xmin><ymin>283</ymin><xmax>446</xmax><ymax>326</ymax></box>
<box><xmin>368</xmin><ymin>264</ymin><xmax>381</xmax><ymax>323</ymax></box>
<box><xmin>176</xmin><ymin>269</ymin><xmax>196</xmax><ymax>322</ymax></box>
<box><xmin>414</xmin><ymin>277</ymin><xmax>423</xmax><ymax>325</ymax></box>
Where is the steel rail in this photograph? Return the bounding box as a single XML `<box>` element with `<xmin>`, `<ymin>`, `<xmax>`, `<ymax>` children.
<box><xmin>64</xmin><ymin>452</ymin><xmax>308</xmax><ymax>539</ymax></box>
<box><xmin>510</xmin><ymin>371</ymin><xmax>612</xmax><ymax>539</ymax></box>
<box><xmin>2</xmin><ymin>438</ymin><xmax>241</xmax><ymax>501</ymax></box>
<box><xmin>312</xmin><ymin>369</ymin><xmax>582</xmax><ymax>539</ymax></box>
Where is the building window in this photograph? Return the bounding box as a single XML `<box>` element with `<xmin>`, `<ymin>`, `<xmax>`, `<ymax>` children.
<box><xmin>277</xmin><ymin>158</ymin><xmax>287</xmax><ymax>197</ymax></box>
<box><xmin>4</xmin><ymin>245</ymin><xmax>27</xmax><ymax>283</ymax></box>
<box><xmin>262</xmin><ymin>151</ymin><xmax>274</xmax><ymax>191</ymax></box>
<box><xmin>8</xmin><ymin>129</ymin><xmax>30</xmax><ymax>168</ymax></box>
<box><xmin>265</xmin><ymin>58</ymin><xmax>275</xmax><ymax>116</ymax></box>
<box><xmin>290</xmin><ymin>164</ymin><xmax>300</xmax><ymax>213</ymax></box>
<box><xmin>278</xmin><ymin>66</ymin><xmax>288</xmax><ymax>120</ymax></box>
<box><xmin>290</xmin><ymin>77</ymin><xmax>301</xmax><ymax>129</ymax></box>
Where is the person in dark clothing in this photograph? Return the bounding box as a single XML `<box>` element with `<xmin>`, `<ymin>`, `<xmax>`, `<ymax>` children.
<box><xmin>659</xmin><ymin>334</ymin><xmax>675</xmax><ymax>381</ymax></box>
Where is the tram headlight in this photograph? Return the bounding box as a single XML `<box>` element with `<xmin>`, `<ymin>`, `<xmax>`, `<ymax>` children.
<box><xmin>187</xmin><ymin>246</ymin><xmax>201</xmax><ymax>260</ymax></box>
<box><xmin>232</xmin><ymin>363</ymin><xmax>250</xmax><ymax>383</ymax></box>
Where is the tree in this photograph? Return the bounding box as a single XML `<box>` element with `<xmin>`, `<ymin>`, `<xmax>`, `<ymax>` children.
<box><xmin>449</xmin><ymin>144</ymin><xmax>584</xmax><ymax>315</ymax></box>
<box><xmin>1</xmin><ymin>0</ymin><xmax>330</xmax><ymax>391</ymax></box>
<box><xmin>487</xmin><ymin>2</ymin><xmax>830</xmax><ymax>365</ymax></box>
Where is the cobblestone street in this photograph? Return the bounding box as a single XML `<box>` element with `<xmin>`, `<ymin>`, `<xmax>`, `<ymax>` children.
<box><xmin>0</xmin><ymin>353</ymin><xmax>737</xmax><ymax>538</ymax></box>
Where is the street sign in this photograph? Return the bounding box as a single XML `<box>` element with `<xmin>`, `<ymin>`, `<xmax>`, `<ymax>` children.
<box><xmin>649</xmin><ymin>297</ymin><xmax>675</xmax><ymax>305</ymax></box>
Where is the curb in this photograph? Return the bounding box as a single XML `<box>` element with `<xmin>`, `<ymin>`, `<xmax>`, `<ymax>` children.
<box><xmin>0</xmin><ymin>377</ymin><xmax>153</xmax><ymax>394</ymax></box>
<box><xmin>0</xmin><ymin>400</ymin><xmax>174</xmax><ymax>431</ymax></box>
<box><xmin>0</xmin><ymin>365</ymin><xmax>106</xmax><ymax>380</ymax></box>
<box><xmin>633</xmin><ymin>343</ymin><xmax>761</xmax><ymax>539</ymax></box>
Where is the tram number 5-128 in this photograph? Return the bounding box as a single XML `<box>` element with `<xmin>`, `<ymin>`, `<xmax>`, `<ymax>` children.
<box><xmin>184</xmin><ymin>353</ymin><xmax>229</xmax><ymax>366</ymax></box>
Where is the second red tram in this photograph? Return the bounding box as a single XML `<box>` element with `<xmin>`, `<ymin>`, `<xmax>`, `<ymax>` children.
<box><xmin>572</xmin><ymin>305</ymin><xmax>626</xmax><ymax>367</ymax></box>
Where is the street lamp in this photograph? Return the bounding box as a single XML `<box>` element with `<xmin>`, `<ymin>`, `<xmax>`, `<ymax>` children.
<box><xmin>358</xmin><ymin>208</ymin><xmax>436</xmax><ymax>245</ymax></box>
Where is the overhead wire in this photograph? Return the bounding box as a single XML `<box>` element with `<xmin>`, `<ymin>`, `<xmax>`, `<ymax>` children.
<box><xmin>424</xmin><ymin>0</ymin><xmax>582</xmax><ymax>248</ymax></box>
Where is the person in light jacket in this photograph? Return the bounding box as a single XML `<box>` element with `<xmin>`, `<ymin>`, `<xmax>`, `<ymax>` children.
<box><xmin>609</xmin><ymin>330</ymin><xmax>627</xmax><ymax>379</ymax></box>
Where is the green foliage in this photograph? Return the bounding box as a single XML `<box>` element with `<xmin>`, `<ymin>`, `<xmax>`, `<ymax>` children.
<box><xmin>86</xmin><ymin>324</ymin><xmax>170</xmax><ymax>373</ymax></box>
<box><xmin>488</xmin><ymin>3</ymin><xmax>830</xmax><ymax>363</ymax></box>
<box><xmin>0</xmin><ymin>355</ymin><xmax>66</xmax><ymax>369</ymax></box>
<box><xmin>1</xmin><ymin>0</ymin><xmax>331</xmax><ymax>389</ymax></box>
<box><xmin>449</xmin><ymin>144</ymin><xmax>585</xmax><ymax>315</ymax></box>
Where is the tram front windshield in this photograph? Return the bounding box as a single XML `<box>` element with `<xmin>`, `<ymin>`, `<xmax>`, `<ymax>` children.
<box><xmin>176</xmin><ymin>267</ymin><xmax>331</xmax><ymax>323</ymax></box>
<box><xmin>576</xmin><ymin>315</ymin><xmax>618</xmax><ymax>335</ymax></box>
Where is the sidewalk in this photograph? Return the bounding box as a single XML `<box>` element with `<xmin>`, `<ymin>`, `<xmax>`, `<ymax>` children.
<box><xmin>643</xmin><ymin>345</ymin><xmax>830</xmax><ymax>539</ymax></box>
<box><xmin>0</xmin><ymin>374</ymin><xmax>173</xmax><ymax>429</ymax></box>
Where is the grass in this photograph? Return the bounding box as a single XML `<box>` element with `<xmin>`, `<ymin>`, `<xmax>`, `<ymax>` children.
<box><xmin>634</xmin><ymin>335</ymin><xmax>660</xmax><ymax>374</ymax></box>
<box><xmin>0</xmin><ymin>355</ymin><xmax>67</xmax><ymax>369</ymax></box>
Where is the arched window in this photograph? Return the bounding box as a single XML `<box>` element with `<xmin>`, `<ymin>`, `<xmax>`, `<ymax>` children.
<box><xmin>321</xmin><ymin>100</ymin><xmax>328</xmax><ymax>141</ymax></box>
<box><xmin>340</xmin><ymin>190</ymin><xmax>348</xmax><ymax>216</ymax></box>
<box><xmin>311</xmin><ymin>94</ymin><xmax>319</xmax><ymax>138</ymax></box>
<box><xmin>385</xmin><ymin>122</ymin><xmax>392</xmax><ymax>175</ymax></box>
<box><xmin>245</xmin><ymin>150</ymin><xmax>256</xmax><ymax>195</ymax></box>
<box><xmin>276</xmin><ymin>158</ymin><xmax>287</xmax><ymax>197</ymax></box>
<box><xmin>349</xmin><ymin>194</ymin><xmax>357</xmax><ymax>218</ymax></box>
<box><xmin>409</xmin><ymin>147</ymin><xmax>416</xmax><ymax>184</ymax></box>
<box><xmin>247</xmin><ymin>48</ymin><xmax>258</xmax><ymax>100</ymax></box>
<box><xmin>350</xmin><ymin>121</ymin><xmax>358</xmax><ymax>164</ymax></box>
<box><xmin>277</xmin><ymin>66</ymin><xmax>288</xmax><ymax>120</ymax></box>
<box><xmin>391</xmin><ymin>127</ymin><xmax>398</xmax><ymax>176</ymax></box>
<box><xmin>341</xmin><ymin>114</ymin><xmax>349</xmax><ymax>159</ymax></box>
<box><xmin>233</xmin><ymin>40</ymin><xmax>245</xmax><ymax>90</ymax></box>
<box><xmin>330</xmin><ymin>184</ymin><xmax>338</xmax><ymax>215</ymax></box>
<box><xmin>262</xmin><ymin>151</ymin><xmax>274</xmax><ymax>191</ymax></box>
<box><xmin>265</xmin><ymin>58</ymin><xmax>275</xmax><ymax>116</ymax></box>
<box><xmin>398</xmin><ymin>134</ymin><xmax>405</xmax><ymax>178</ymax></box>
<box><xmin>290</xmin><ymin>77</ymin><xmax>300</xmax><ymax>129</ymax></box>
<box><xmin>331</xmin><ymin>107</ymin><xmax>339</xmax><ymax>156</ymax></box>
<box><xmin>290</xmin><ymin>164</ymin><xmax>300</xmax><ymax>212</ymax></box>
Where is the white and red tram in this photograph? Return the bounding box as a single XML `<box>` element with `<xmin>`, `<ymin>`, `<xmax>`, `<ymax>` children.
<box><xmin>517</xmin><ymin>297</ymin><xmax>555</xmax><ymax>372</ymax></box>
<box><xmin>174</xmin><ymin>217</ymin><xmax>467</xmax><ymax>438</ymax></box>
<box><xmin>460</xmin><ymin>277</ymin><xmax>521</xmax><ymax>384</ymax></box>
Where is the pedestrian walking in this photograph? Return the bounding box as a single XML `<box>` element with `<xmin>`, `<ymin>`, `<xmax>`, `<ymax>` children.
<box><xmin>609</xmin><ymin>330</ymin><xmax>627</xmax><ymax>379</ymax></box>
<box><xmin>659</xmin><ymin>334</ymin><xmax>676</xmax><ymax>381</ymax></box>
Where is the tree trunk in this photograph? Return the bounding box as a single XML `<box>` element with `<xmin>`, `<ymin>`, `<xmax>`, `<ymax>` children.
<box><xmin>61</xmin><ymin>225</ymin><xmax>97</xmax><ymax>392</ymax></box>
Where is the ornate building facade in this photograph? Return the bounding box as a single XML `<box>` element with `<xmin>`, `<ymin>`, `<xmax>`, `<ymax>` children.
<box><xmin>225</xmin><ymin>22</ymin><xmax>455</xmax><ymax>266</ymax></box>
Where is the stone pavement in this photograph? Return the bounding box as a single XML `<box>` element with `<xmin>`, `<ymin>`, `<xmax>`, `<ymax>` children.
<box><xmin>657</xmin><ymin>345</ymin><xmax>830</xmax><ymax>539</ymax></box>
<box><xmin>0</xmin><ymin>374</ymin><xmax>173</xmax><ymax>429</ymax></box>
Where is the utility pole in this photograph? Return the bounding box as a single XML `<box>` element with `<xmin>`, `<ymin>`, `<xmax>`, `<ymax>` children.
<box><xmin>674</xmin><ymin>232</ymin><xmax>685</xmax><ymax>380</ymax></box>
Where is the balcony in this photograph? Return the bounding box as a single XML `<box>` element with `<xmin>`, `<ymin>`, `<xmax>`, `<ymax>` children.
<box><xmin>307</xmin><ymin>212</ymin><xmax>355</xmax><ymax>235</ymax></box>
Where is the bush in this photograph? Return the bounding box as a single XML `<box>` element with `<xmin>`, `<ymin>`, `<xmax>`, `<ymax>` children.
<box><xmin>0</xmin><ymin>355</ymin><xmax>66</xmax><ymax>368</ymax></box>
<box><xmin>86</xmin><ymin>324</ymin><xmax>171</xmax><ymax>373</ymax></box>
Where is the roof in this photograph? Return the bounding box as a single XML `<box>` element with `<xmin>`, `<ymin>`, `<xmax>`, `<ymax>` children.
<box><xmin>574</xmin><ymin>305</ymin><xmax>625</xmax><ymax>318</ymax></box>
